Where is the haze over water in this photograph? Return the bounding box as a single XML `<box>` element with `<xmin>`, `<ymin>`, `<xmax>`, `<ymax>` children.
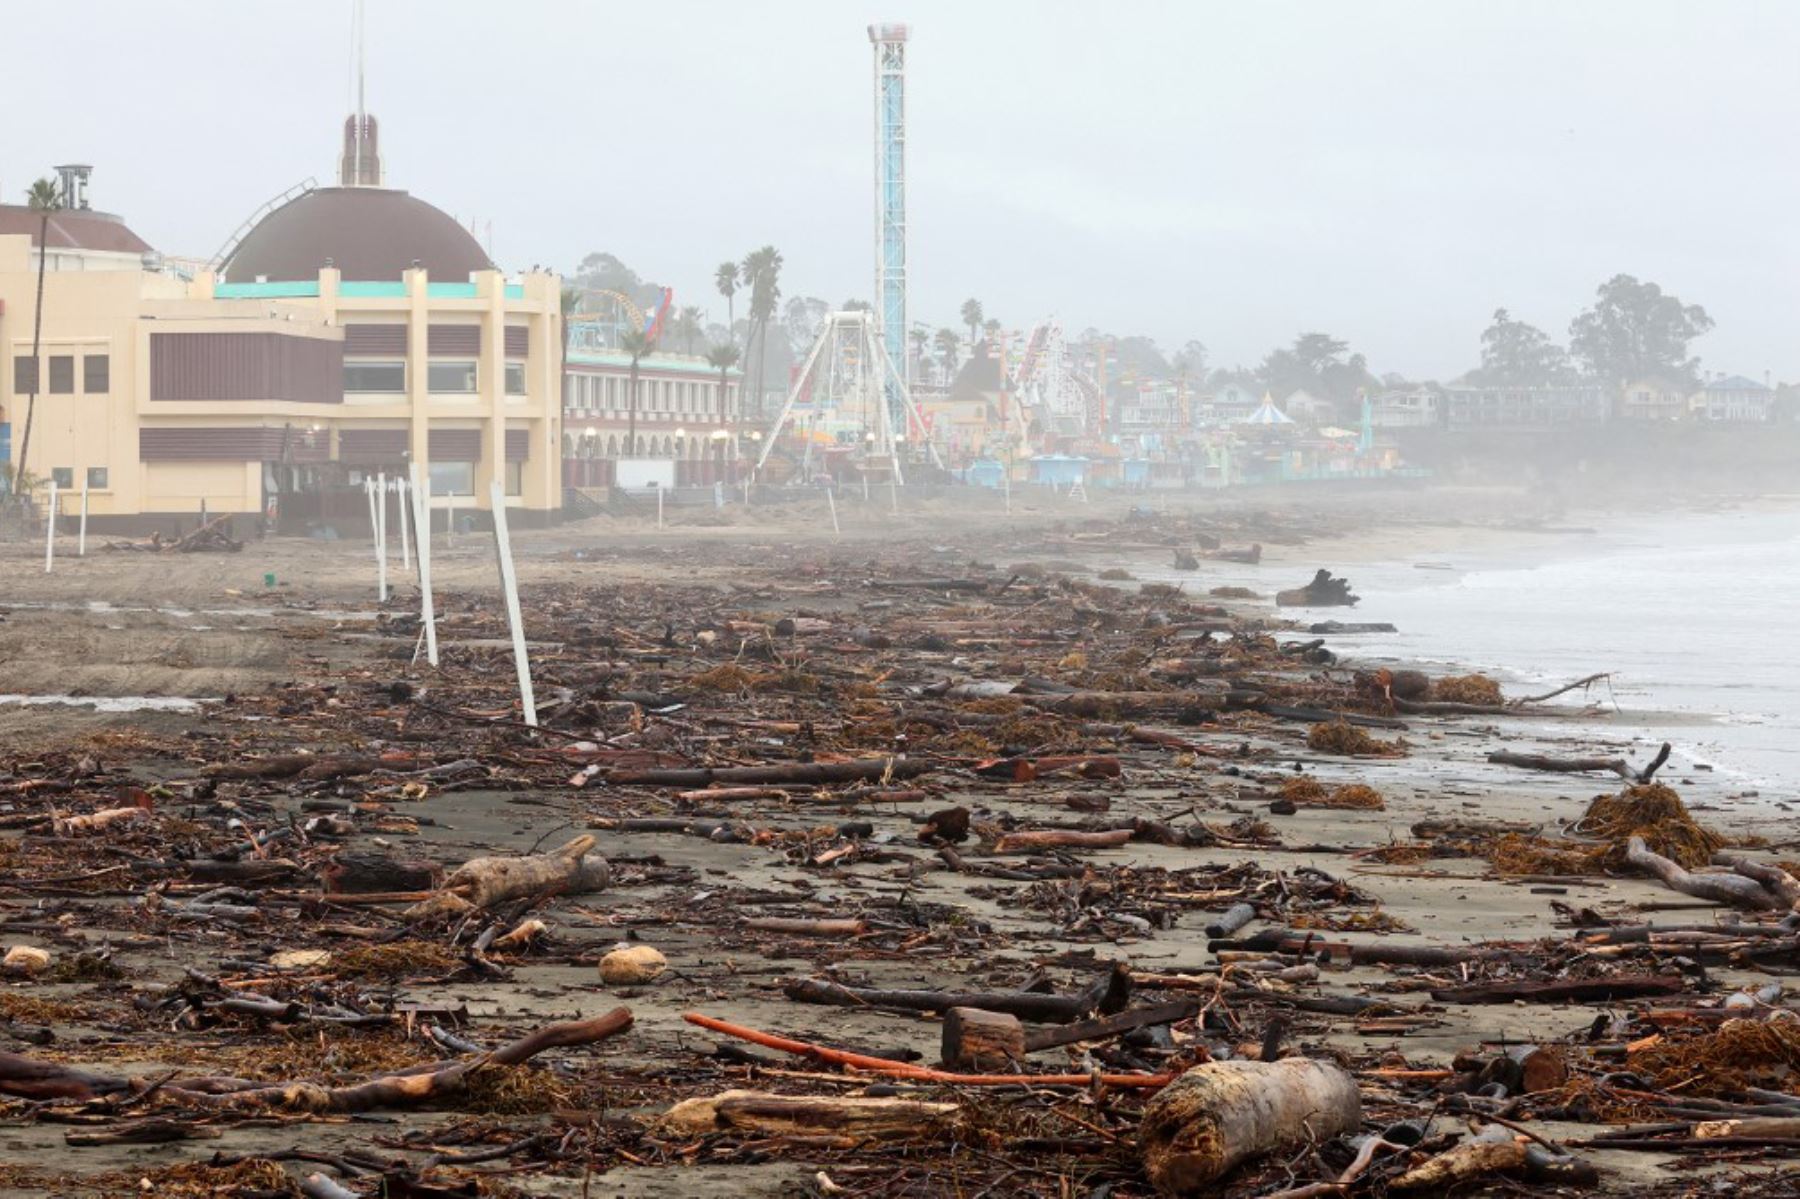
<box><xmin>1330</xmin><ymin>507</ymin><xmax>1800</xmax><ymax>791</ymax></box>
<box><xmin>1132</xmin><ymin>506</ymin><xmax>1800</xmax><ymax>792</ymax></box>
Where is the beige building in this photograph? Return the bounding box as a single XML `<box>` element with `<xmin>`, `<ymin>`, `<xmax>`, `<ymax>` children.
<box><xmin>0</xmin><ymin>119</ymin><xmax>562</xmax><ymax>531</ymax></box>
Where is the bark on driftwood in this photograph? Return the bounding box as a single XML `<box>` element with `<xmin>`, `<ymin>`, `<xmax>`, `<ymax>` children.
<box><xmin>659</xmin><ymin>1089</ymin><xmax>957</xmax><ymax>1140</ymax></box>
<box><xmin>1138</xmin><ymin>1058</ymin><xmax>1361</xmax><ymax>1194</ymax></box>
<box><xmin>1486</xmin><ymin>741</ymin><xmax>1670</xmax><ymax>784</ymax></box>
<box><xmin>1626</xmin><ymin>836</ymin><xmax>1781</xmax><ymax>911</ymax></box>
<box><xmin>405</xmin><ymin>835</ymin><xmax>610</xmax><ymax>919</ymax></box>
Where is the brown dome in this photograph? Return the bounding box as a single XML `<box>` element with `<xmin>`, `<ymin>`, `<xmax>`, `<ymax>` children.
<box><xmin>220</xmin><ymin>186</ymin><xmax>491</xmax><ymax>283</ymax></box>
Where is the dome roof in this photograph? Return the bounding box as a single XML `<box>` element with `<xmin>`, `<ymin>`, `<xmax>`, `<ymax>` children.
<box><xmin>220</xmin><ymin>186</ymin><xmax>491</xmax><ymax>283</ymax></box>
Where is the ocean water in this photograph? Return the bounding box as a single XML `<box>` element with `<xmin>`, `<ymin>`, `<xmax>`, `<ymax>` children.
<box><xmin>1133</xmin><ymin>507</ymin><xmax>1800</xmax><ymax>791</ymax></box>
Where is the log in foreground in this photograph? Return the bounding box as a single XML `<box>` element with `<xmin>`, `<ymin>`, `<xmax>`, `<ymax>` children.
<box><xmin>1138</xmin><ymin>1058</ymin><xmax>1362</xmax><ymax>1195</ymax></box>
<box><xmin>685</xmin><ymin>1012</ymin><xmax>1175</xmax><ymax>1088</ymax></box>
<box><xmin>0</xmin><ymin>1009</ymin><xmax>633</xmax><ymax>1111</ymax></box>
<box><xmin>785</xmin><ymin>964</ymin><xmax>1130</xmax><ymax>1024</ymax></box>
<box><xmin>1487</xmin><ymin>741</ymin><xmax>1670</xmax><ymax>784</ymax></box>
<box><xmin>1626</xmin><ymin>836</ymin><xmax>1782</xmax><ymax>911</ymax></box>
<box><xmin>405</xmin><ymin>834</ymin><xmax>610</xmax><ymax>919</ymax></box>
<box><xmin>608</xmin><ymin>758</ymin><xmax>931</xmax><ymax>787</ymax></box>
<box><xmin>659</xmin><ymin>1089</ymin><xmax>957</xmax><ymax>1141</ymax></box>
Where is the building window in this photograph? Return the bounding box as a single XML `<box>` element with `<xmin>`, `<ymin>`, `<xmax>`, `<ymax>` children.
<box><xmin>428</xmin><ymin>460</ymin><xmax>474</xmax><ymax>495</ymax></box>
<box><xmin>505</xmin><ymin>361</ymin><xmax>527</xmax><ymax>396</ymax></box>
<box><xmin>48</xmin><ymin>356</ymin><xmax>75</xmax><ymax>394</ymax></box>
<box><xmin>427</xmin><ymin>360</ymin><xmax>478</xmax><ymax>394</ymax></box>
<box><xmin>345</xmin><ymin>360</ymin><xmax>406</xmax><ymax>392</ymax></box>
<box><xmin>11</xmin><ymin>357</ymin><xmax>35</xmax><ymax>392</ymax></box>
<box><xmin>504</xmin><ymin>459</ymin><xmax>523</xmax><ymax>496</ymax></box>
<box><xmin>51</xmin><ymin>467</ymin><xmax>74</xmax><ymax>489</ymax></box>
<box><xmin>84</xmin><ymin>354</ymin><xmax>109</xmax><ymax>394</ymax></box>
<box><xmin>87</xmin><ymin>466</ymin><xmax>109</xmax><ymax>490</ymax></box>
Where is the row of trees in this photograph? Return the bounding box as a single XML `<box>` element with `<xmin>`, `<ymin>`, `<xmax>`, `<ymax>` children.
<box><xmin>1472</xmin><ymin>275</ymin><xmax>1714</xmax><ymax>390</ymax></box>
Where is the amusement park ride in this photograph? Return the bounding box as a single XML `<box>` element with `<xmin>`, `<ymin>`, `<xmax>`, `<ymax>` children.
<box><xmin>566</xmin><ymin>288</ymin><xmax>673</xmax><ymax>354</ymax></box>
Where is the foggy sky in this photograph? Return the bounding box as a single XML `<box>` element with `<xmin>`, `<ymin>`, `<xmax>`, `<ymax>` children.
<box><xmin>6</xmin><ymin>0</ymin><xmax>1796</xmax><ymax>381</ymax></box>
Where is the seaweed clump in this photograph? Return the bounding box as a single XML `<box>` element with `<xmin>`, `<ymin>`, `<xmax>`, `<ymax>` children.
<box><xmin>1433</xmin><ymin>673</ymin><xmax>1504</xmax><ymax>706</ymax></box>
<box><xmin>1575</xmin><ymin>783</ymin><xmax>1723</xmax><ymax>869</ymax></box>
<box><xmin>1307</xmin><ymin>721</ymin><xmax>1407</xmax><ymax>758</ymax></box>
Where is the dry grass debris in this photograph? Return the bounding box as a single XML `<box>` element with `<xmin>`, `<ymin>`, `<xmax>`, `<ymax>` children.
<box><xmin>1432</xmin><ymin>673</ymin><xmax>1504</xmax><ymax>705</ymax></box>
<box><xmin>1307</xmin><ymin>721</ymin><xmax>1407</xmax><ymax>758</ymax></box>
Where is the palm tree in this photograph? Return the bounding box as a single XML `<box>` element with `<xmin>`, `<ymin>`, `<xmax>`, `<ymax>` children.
<box><xmin>908</xmin><ymin>326</ymin><xmax>930</xmax><ymax>382</ymax></box>
<box><xmin>739</xmin><ymin>245</ymin><xmax>783</xmax><ymax>421</ymax></box>
<box><xmin>714</xmin><ymin>262</ymin><xmax>739</xmax><ymax>339</ymax></box>
<box><xmin>983</xmin><ymin>318</ymin><xmax>1001</xmax><ymax>341</ymax></box>
<box><xmin>705</xmin><ymin>342</ymin><xmax>741</xmax><ymax>440</ymax></box>
<box><xmin>619</xmin><ymin>326</ymin><xmax>657</xmax><ymax>457</ymax></box>
<box><xmin>559</xmin><ymin>284</ymin><xmax>580</xmax><ymax>415</ymax></box>
<box><xmin>960</xmin><ymin>299</ymin><xmax>984</xmax><ymax>347</ymax></box>
<box><xmin>14</xmin><ymin>178</ymin><xmax>61</xmax><ymax>499</ymax></box>
<box><xmin>676</xmin><ymin>304</ymin><xmax>702</xmax><ymax>351</ymax></box>
<box><xmin>935</xmin><ymin>327</ymin><xmax>961</xmax><ymax>385</ymax></box>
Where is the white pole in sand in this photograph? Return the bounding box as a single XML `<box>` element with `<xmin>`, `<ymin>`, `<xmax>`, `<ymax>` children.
<box><xmin>826</xmin><ymin>487</ymin><xmax>840</xmax><ymax>536</ymax></box>
<box><xmin>488</xmin><ymin>480</ymin><xmax>536</xmax><ymax>726</ymax></box>
<box><xmin>888</xmin><ymin>477</ymin><xmax>899</xmax><ymax>515</ymax></box>
<box><xmin>410</xmin><ymin>463</ymin><xmax>438</xmax><ymax>667</ymax></box>
<box><xmin>376</xmin><ymin>472</ymin><xmax>390</xmax><ymax>602</ymax></box>
<box><xmin>78</xmin><ymin>477</ymin><xmax>89</xmax><ymax>556</ymax></box>
<box><xmin>43</xmin><ymin>481</ymin><xmax>58</xmax><ymax>573</ymax></box>
<box><xmin>656</xmin><ymin>483</ymin><xmax>664</xmax><ymax>529</ymax></box>
<box><xmin>446</xmin><ymin>492</ymin><xmax>456</xmax><ymax>547</ymax></box>
<box><xmin>395</xmin><ymin>477</ymin><xmax>412</xmax><ymax>573</ymax></box>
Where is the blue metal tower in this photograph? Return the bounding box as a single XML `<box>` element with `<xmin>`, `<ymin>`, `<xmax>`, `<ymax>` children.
<box><xmin>869</xmin><ymin>23</ymin><xmax>909</xmax><ymax>441</ymax></box>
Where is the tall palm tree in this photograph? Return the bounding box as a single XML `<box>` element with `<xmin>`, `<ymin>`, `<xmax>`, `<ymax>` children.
<box><xmin>739</xmin><ymin>245</ymin><xmax>783</xmax><ymax>421</ymax></box>
<box><xmin>619</xmin><ymin>326</ymin><xmax>657</xmax><ymax>458</ymax></box>
<box><xmin>908</xmin><ymin>326</ymin><xmax>930</xmax><ymax>383</ymax></box>
<box><xmin>935</xmin><ymin>327</ymin><xmax>961</xmax><ymax>385</ymax></box>
<box><xmin>705</xmin><ymin>342</ymin><xmax>741</xmax><ymax>441</ymax></box>
<box><xmin>677</xmin><ymin>305</ymin><xmax>703</xmax><ymax>355</ymax></box>
<box><xmin>983</xmin><ymin>318</ymin><xmax>1001</xmax><ymax>341</ymax></box>
<box><xmin>14</xmin><ymin>178</ymin><xmax>61</xmax><ymax>498</ymax></box>
<box><xmin>960</xmin><ymin>299</ymin><xmax>984</xmax><ymax>347</ymax></box>
<box><xmin>559</xmin><ymin>285</ymin><xmax>580</xmax><ymax>416</ymax></box>
<box><xmin>714</xmin><ymin>262</ymin><xmax>739</xmax><ymax>339</ymax></box>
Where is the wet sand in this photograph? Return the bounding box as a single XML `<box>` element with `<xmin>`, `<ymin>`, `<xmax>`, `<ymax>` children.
<box><xmin>1</xmin><ymin>487</ymin><xmax>1792</xmax><ymax>1196</ymax></box>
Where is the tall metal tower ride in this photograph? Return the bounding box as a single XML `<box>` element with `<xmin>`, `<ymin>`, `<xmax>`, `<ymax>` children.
<box><xmin>868</xmin><ymin>23</ymin><xmax>910</xmax><ymax>442</ymax></box>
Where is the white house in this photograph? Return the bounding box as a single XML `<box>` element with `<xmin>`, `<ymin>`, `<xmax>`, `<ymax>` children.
<box><xmin>1693</xmin><ymin>375</ymin><xmax>1773</xmax><ymax>422</ymax></box>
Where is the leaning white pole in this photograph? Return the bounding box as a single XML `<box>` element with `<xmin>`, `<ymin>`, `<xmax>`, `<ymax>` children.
<box><xmin>489</xmin><ymin>480</ymin><xmax>536</xmax><ymax>726</ymax></box>
<box><xmin>78</xmin><ymin>477</ymin><xmax>89</xmax><ymax>556</ymax></box>
<box><xmin>374</xmin><ymin>472</ymin><xmax>389</xmax><ymax>602</ymax></box>
<box><xmin>410</xmin><ymin>463</ymin><xmax>438</xmax><ymax>667</ymax></box>
<box><xmin>395</xmin><ymin>477</ymin><xmax>412</xmax><ymax>573</ymax></box>
<box><xmin>826</xmin><ymin>487</ymin><xmax>841</xmax><ymax>536</ymax></box>
<box><xmin>656</xmin><ymin>483</ymin><xmax>664</xmax><ymax>528</ymax></box>
<box><xmin>43</xmin><ymin>480</ymin><xmax>58</xmax><ymax>573</ymax></box>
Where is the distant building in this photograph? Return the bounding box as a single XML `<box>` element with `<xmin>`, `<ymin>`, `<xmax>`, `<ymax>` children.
<box><xmin>562</xmin><ymin>351</ymin><xmax>740</xmax><ymax>470</ymax></box>
<box><xmin>1371</xmin><ymin>386</ymin><xmax>1441</xmax><ymax>428</ymax></box>
<box><xmin>1200</xmin><ymin>381</ymin><xmax>1260</xmax><ymax>425</ymax></box>
<box><xmin>1281</xmin><ymin>388</ymin><xmax>1336</xmax><ymax>423</ymax></box>
<box><xmin>1442</xmin><ymin>384</ymin><xmax>1608</xmax><ymax>430</ymax></box>
<box><xmin>1693</xmin><ymin>374</ymin><xmax>1773</xmax><ymax>422</ymax></box>
<box><xmin>1619</xmin><ymin>376</ymin><xmax>1690</xmax><ymax>421</ymax></box>
<box><xmin>0</xmin><ymin>118</ymin><xmax>563</xmax><ymax>529</ymax></box>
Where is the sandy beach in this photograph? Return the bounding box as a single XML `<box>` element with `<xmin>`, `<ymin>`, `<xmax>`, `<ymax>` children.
<box><xmin>2</xmin><ymin>487</ymin><xmax>1796</xmax><ymax>1197</ymax></box>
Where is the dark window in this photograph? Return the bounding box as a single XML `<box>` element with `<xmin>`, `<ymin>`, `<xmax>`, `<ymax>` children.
<box><xmin>84</xmin><ymin>354</ymin><xmax>109</xmax><ymax>394</ymax></box>
<box><xmin>12</xmin><ymin>356</ymin><xmax>37</xmax><ymax>392</ymax></box>
<box><xmin>344</xmin><ymin>360</ymin><xmax>406</xmax><ymax>392</ymax></box>
<box><xmin>50</xmin><ymin>467</ymin><xmax>74</xmax><ymax>488</ymax></box>
<box><xmin>427</xmin><ymin>360</ymin><xmax>478</xmax><ymax>393</ymax></box>
<box><xmin>87</xmin><ymin>466</ymin><xmax>109</xmax><ymax>490</ymax></box>
<box><xmin>48</xmin><ymin>356</ymin><xmax>74</xmax><ymax>394</ymax></box>
<box><xmin>505</xmin><ymin>361</ymin><xmax>527</xmax><ymax>395</ymax></box>
<box><xmin>505</xmin><ymin>458</ymin><xmax>524</xmax><ymax>496</ymax></box>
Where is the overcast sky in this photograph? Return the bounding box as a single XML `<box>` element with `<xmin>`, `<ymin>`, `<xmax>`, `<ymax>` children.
<box><xmin>6</xmin><ymin>1</ymin><xmax>1797</xmax><ymax>380</ymax></box>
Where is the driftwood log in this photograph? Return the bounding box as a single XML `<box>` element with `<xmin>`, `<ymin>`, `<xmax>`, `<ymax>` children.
<box><xmin>1626</xmin><ymin>837</ymin><xmax>1782</xmax><ymax>911</ymax></box>
<box><xmin>1139</xmin><ymin>1058</ymin><xmax>1362</xmax><ymax>1194</ymax></box>
<box><xmin>659</xmin><ymin>1089</ymin><xmax>957</xmax><ymax>1141</ymax></box>
<box><xmin>405</xmin><ymin>835</ymin><xmax>610</xmax><ymax>919</ymax></box>
<box><xmin>943</xmin><ymin>1000</ymin><xmax>1200</xmax><ymax>1070</ymax></box>
<box><xmin>1486</xmin><ymin>741</ymin><xmax>1670</xmax><ymax>784</ymax></box>
<box><xmin>786</xmin><ymin>964</ymin><xmax>1131</xmax><ymax>1025</ymax></box>
<box><xmin>0</xmin><ymin>1009</ymin><xmax>632</xmax><ymax>1110</ymax></box>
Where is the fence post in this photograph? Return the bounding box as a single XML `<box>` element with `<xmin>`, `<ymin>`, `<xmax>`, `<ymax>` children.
<box><xmin>489</xmin><ymin>481</ymin><xmax>536</xmax><ymax>726</ymax></box>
